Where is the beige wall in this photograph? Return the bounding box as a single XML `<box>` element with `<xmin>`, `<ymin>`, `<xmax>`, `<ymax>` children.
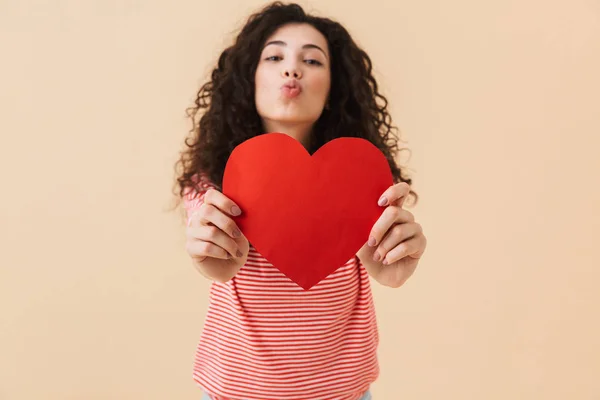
<box><xmin>1</xmin><ymin>0</ymin><xmax>599</xmax><ymax>399</ymax></box>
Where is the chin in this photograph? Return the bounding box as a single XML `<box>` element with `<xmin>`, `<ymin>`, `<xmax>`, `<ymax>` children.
<box><xmin>264</xmin><ymin>116</ymin><xmax>314</xmax><ymax>126</ymax></box>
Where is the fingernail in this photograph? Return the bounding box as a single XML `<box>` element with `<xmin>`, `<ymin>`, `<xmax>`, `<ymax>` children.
<box><xmin>378</xmin><ymin>196</ymin><xmax>388</xmax><ymax>207</ymax></box>
<box><xmin>382</xmin><ymin>259</ymin><xmax>389</xmax><ymax>265</ymax></box>
<box><xmin>231</xmin><ymin>205</ymin><xmax>241</xmax><ymax>216</ymax></box>
<box><xmin>236</xmin><ymin>250</ymin><xmax>243</xmax><ymax>258</ymax></box>
<box><xmin>373</xmin><ymin>252</ymin><xmax>381</xmax><ymax>262</ymax></box>
<box><xmin>233</xmin><ymin>228</ymin><xmax>241</xmax><ymax>238</ymax></box>
<box><xmin>368</xmin><ymin>237</ymin><xmax>377</xmax><ymax>247</ymax></box>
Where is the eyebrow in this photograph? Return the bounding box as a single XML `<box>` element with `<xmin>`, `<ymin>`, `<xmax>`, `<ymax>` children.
<box><xmin>262</xmin><ymin>40</ymin><xmax>328</xmax><ymax>59</ymax></box>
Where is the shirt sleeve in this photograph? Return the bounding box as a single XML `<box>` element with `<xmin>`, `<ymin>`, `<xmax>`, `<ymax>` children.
<box><xmin>183</xmin><ymin>174</ymin><xmax>219</xmax><ymax>227</ymax></box>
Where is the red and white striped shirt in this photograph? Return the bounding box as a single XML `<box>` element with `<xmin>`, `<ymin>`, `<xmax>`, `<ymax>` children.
<box><xmin>184</xmin><ymin>175</ymin><xmax>380</xmax><ymax>400</ymax></box>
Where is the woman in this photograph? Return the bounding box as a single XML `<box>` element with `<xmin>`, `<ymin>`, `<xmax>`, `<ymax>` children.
<box><xmin>174</xmin><ymin>2</ymin><xmax>427</xmax><ymax>399</ymax></box>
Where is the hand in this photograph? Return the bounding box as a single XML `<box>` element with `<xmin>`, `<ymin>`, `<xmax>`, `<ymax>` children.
<box><xmin>359</xmin><ymin>182</ymin><xmax>427</xmax><ymax>287</ymax></box>
<box><xmin>185</xmin><ymin>189</ymin><xmax>249</xmax><ymax>282</ymax></box>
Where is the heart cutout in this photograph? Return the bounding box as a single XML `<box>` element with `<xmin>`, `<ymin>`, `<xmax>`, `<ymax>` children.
<box><xmin>222</xmin><ymin>132</ymin><xmax>394</xmax><ymax>290</ymax></box>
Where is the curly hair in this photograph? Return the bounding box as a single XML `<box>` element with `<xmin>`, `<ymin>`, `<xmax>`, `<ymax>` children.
<box><xmin>172</xmin><ymin>1</ymin><xmax>418</xmax><ymax>209</ymax></box>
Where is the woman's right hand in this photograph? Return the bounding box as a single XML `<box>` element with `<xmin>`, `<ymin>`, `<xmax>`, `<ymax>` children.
<box><xmin>185</xmin><ymin>188</ymin><xmax>249</xmax><ymax>282</ymax></box>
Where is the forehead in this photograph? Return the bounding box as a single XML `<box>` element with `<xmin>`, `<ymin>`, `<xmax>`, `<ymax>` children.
<box><xmin>264</xmin><ymin>23</ymin><xmax>329</xmax><ymax>54</ymax></box>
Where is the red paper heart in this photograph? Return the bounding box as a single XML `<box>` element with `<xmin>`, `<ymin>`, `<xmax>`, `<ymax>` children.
<box><xmin>222</xmin><ymin>132</ymin><xmax>394</xmax><ymax>290</ymax></box>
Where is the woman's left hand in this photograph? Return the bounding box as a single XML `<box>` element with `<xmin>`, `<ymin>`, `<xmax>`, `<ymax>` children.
<box><xmin>360</xmin><ymin>182</ymin><xmax>427</xmax><ymax>286</ymax></box>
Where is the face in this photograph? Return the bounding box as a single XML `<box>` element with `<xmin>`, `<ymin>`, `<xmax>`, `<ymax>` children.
<box><xmin>254</xmin><ymin>23</ymin><xmax>331</xmax><ymax>147</ymax></box>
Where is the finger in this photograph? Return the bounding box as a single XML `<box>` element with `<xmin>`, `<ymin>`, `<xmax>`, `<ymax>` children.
<box><xmin>187</xmin><ymin>225</ymin><xmax>242</xmax><ymax>259</ymax></box>
<box><xmin>383</xmin><ymin>234</ymin><xmax>424</xmax><ymax>265</ymax></box>
<box><xmin>204</xmin><ymin>188</ymin><xmax>242</xmax><ymax>217</ymax></box>
<box><xmin>198</xmin><ymin>203</ymin><xmax>243</xmax><ymax>240</ymax></box>
<box><xmin>378</xmin><ymin>182</ymin><xmax>411</xmax><ymax>207</ymax></box>
<box><xmin>186</xmin><ymin>239</ymin><xmax>232</xmax><ymax>261</ymax></box>
<box><xmin>368</xmin><ymin>207</ymin><xmax>415</xmax><ymax>247</ymax></box>
<box><xmin>372</xmin><ymin>222</ymin><xmax>421</xmax><ymax>262</ymax></box>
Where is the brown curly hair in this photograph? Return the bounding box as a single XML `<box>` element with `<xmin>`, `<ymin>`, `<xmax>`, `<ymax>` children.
<box><xmin>172</xmin><ymin>1</ymin><xmax>418</xmax><ymax>209</ymax></box>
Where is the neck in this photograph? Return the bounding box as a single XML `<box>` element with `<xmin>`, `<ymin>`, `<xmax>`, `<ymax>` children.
<box><xmin>262</xmin><ymin>120</ymin><xmax>313</xmax><ymax>150</ymax></box>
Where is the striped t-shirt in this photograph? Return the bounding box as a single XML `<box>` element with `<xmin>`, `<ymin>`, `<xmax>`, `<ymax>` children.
<box><xmin>184</xmin><ymin>175</ymin><xmax>380</xmax><ymax>400</ymax></box>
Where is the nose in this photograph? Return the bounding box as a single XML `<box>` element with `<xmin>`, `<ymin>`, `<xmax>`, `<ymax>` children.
<box><xmin>282</xmin><ymin>67</ymin><xmax>302</xmax><ymax>79</ymax></box>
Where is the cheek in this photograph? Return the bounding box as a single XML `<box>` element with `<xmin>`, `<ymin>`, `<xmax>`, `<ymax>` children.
<box><xmin>310</xmin><ymin>73</ymin><xmax>331</xmax><ymax>98</ymax></box>
<box><xmin>254</xmin><ymin>70</ymin><xmax>270</xmax><ymax>110</ymax></box>
<box><xmin>255</xmin><ymin>68</ymin><xmax>276</xmax><ymax>95</ymax></box>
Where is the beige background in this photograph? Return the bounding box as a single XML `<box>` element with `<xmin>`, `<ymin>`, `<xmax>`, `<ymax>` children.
<box><xmin>1</xmin><ymin>0</ymin><xmax>599</xmax><ymax>399</ymax></box>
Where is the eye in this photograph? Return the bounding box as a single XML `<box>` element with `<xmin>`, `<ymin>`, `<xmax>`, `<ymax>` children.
<box><xmin>264</xmin><ymin>56</ymin><xmax>323</xmax><ymax>66</ymax></box>
<box><xmin>305</xmin><ymin>59</ymin><xmax>323</xmax><ymax>66</ymax></box>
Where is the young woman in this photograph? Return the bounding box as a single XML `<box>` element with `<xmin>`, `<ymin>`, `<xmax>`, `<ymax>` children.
<box><xmin>174</xmin><ymin>2</ymin><xmax>427</xmax><ymax>399</ymax></box>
